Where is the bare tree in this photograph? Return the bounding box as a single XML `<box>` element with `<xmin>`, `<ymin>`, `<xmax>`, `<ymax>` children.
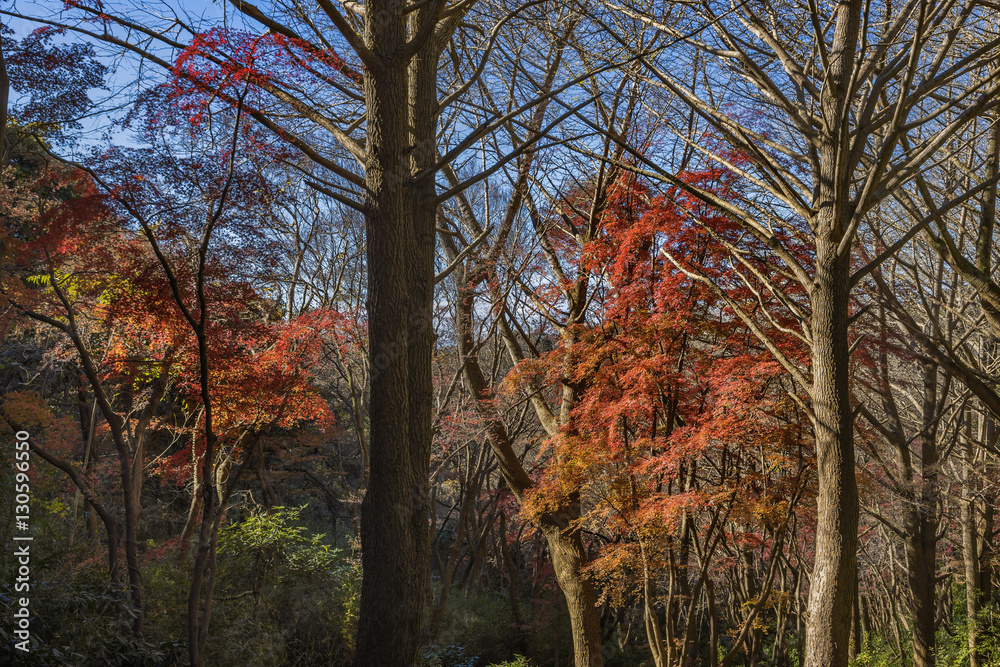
<box><xmin>1</xmin><ymin>0</ymin><xmax>619</xmax><ymax>662</ymax></box>
<box><xmin>581</xmin><ymin>0</ymin><xmax>1000</xmax><ymax>663</ymax></box>
<box><xmin>872</xmin><ymin>109</ymin><xmax>1000</xmax><ymax>665</ymax></box>
<box><xmin>431</xmin><ymin>22</ymin><xmax>639</xmax><ymax>664</ymax></box>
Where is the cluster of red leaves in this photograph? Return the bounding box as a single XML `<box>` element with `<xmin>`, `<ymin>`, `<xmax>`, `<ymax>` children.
<box><xmin>505</xmin><ymin>164</ymin><xmax>815</xmax><ymax>604</ymax></box>
<box><xmin>155</xmin><ymin>308</ymin><xmax>340</xmax><ymax>484</ymax></box>
<box><xmin>1</xmin><ymin>158</ymin><xmax>337</xmax><ymax>486</ymax></box>
<box><xmin>166</xmin><ymin>27</ymin><xmax>361</xmax><ymax>129</ymax></box>
<box><xmin>1</xmin><ymin>391</ymin><xmax>81</xmax><ymax>461</ymax></box>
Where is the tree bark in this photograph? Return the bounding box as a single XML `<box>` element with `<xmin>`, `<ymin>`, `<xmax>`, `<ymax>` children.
<box><xmin>903</xmin><ymin>357</ymin><xmax>939</xmax><ymax>667</ymax></box>
<box><xmin>805</xmin><ymin>236</ymin><xmax>858</xmax><ymax>667</ymax></box>
<box><xmin>353</xmin><ymin>1</ymin><xmax>438</xmax><ymax>662</ymax></box>
<box><xmin>542</xmin><ymin>512</ymin><xmax>605</xmax><ymax>667</ymax></box>
<box><xmin>0</xmin><ymin>36</ymin><xmax>8</xmax><ymax>167</ymax></box>
<box><xmin>802</xmin><ymin>2</ymin><xmax>863</xmax><ymax>662</ymax></box>
<box><xmin>963</xmin><ymin>419</ymin><xmax>982</xmax><ymax>667</ymax></box>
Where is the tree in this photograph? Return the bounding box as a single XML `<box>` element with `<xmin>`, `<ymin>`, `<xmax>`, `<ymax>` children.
<box><xmin>540</xmin><ymin>164</ymin><xmax>812</xmax><ymax>667</ymax></box>
<box><xmin>0</xmin><ymin>25</ymin><xmax>105</xmax><ymax>161</ymax></box>
<box><xmin>436</xmin><ymin>69</ymin><xmax>642</xmax><ymax>663</ymax></box>
<box><xmin>1</xmin><ymin>159</ymin><xmax>162</xmax><ymax>634</ymax></box>
<box><xmin>0</xmin><ymin>3</ymin><xmax>611</xmax><ymax>660</ymax></box>
<box><xmin>862</xmin><ymin>121</ymin><xmax>1000</xmax><ymax>663</ymax></box>
<box><xmin>1</xmin><ymin>95</ymin><xmax>339</xmax><ymax>660</ymax></box>
<box><xmin>588</xmin><ymin>1</ymin><xmax>1000</xmax><ymax>662</ymax></box>
<box><xmin>78</xmin><ymin>114</ymin><xmax>337</xmax><ymax>663</ymax></box>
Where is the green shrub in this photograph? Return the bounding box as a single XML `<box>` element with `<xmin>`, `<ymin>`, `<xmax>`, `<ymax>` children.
<box><xmin>205</xmin><ymin>505</ymin><xmax>361</xmax><ymax>666</ymax></box>
<box><xmin>487</xmin><ymin>656</ymin><xmax>533</xmax><ymax>667</ymax></box>
<box><xmin>1</xmin><ymin>568</ymin><xmax>185</xmax><ymax>666</ymax></box>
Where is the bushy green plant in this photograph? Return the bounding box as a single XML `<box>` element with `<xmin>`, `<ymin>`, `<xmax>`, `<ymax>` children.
<box><xmin>1</xmin><ymin>570</ymin><xmax>185</xmax><ymax>666</ymax></box>
<box><xmin>220</xmin><ymin>505</ymin><xmax>344</xmax><ymax>579</ymax></box>
<box><xmin>205</xmin><ymin>505</ymin><xmax>360</xmax><ymax>666</ymax></box>
<box><xmin>850</xmin><ymin>639</ymin><xmax>903</xmax><ymax>667</ymax></box>
<box><xmin>486</xmin><ymin>656</ymin><xmax>533</xmax><ymax>667</ymax></box>
<box><xmin>847</xmin><ymin>584</ymin><xmax>1000</xmax><ymax>667</ymax></box>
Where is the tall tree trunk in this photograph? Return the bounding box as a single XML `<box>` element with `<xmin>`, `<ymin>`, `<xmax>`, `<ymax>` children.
<box><xmin>803</xmin><ymin>1</ymin><xmax>863</xmax><ymax>661</ymax></box>
<box><xmin>59</xmin><ymin>309</ymin><xmax>146</xmax><ymax>637</ymax></box>
<box><xmin>805</xmin><ymin>236</ymin><xmax>858</xmax><ymax>667</ymax></box>
<box><xmin>0</xmin><ymin>35</ymin><xmax>8</xmax><ymax>168</ymax></box>
<box><xmin>542</xmin><ymin>512</ymin><xmax>604</xmax><ymax>667</ymax></box>
<box><xmin>905</xmin><ymin>357</ymin><xmax>939</xmax><ymax>667</ymax></box>
<box><xmin>979</xmin><ymin>409</ymin><xmax>996</xmax><ymax>665</ymax></box>
<box><xmin>640</xmin><ymin>538</ymin><xmax>666</xmax><ymax>667</ymax></box>
<box><xmin>848</xmin><ymin>568</ymin><xmax>861</xmax><ymax>663</ymax></box>
<box><xmin>963</xmin><ymin>418</ymin><xmax>982</xmax><ymax>667</ymax></box>
<box><xmin>353</xmin><ymin>0</ymin><xmax>437</xmax><ymax>661</ymax></box>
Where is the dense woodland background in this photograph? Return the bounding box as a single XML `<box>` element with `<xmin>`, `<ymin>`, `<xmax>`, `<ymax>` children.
<box><xmin>1</xmin><ymin>0</ymin><xmax>1000</xmax><ymax>665</ymax></box>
